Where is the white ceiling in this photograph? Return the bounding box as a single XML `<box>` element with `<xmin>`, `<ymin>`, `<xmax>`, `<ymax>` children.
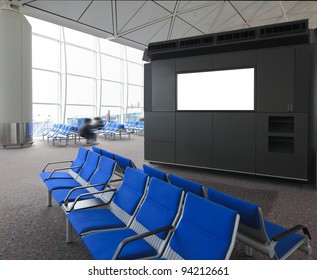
<box><xmin>8</xmin><ymin>0</ymin><xmax>317</xmax><ymax>50</ymax></box>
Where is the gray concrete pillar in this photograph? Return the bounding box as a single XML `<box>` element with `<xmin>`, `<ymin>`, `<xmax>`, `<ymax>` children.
<box><xmin>0</xmin><ymin>2</ymin><xmax>33</xmax><ymax>148</ymax></box>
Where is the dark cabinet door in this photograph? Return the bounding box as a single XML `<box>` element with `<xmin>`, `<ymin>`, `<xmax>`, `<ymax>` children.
<box><xmin>212</xmin><ymin>113</ymin><xmax>256</xmax><ymax>173</ymax></box>
<box><xmin>257</xmin><ymin>47</ymin><xmax>295</xmax><ymax>112</ymax></box>
<box><xmin>151</xmin><ymin>59</ymin><xmax>175</xmax><ymax>111</ymax></box>
<box><xmin>256</xmin><ymin>113</ymin><xmax>308</xmax><ymax>180</ymax></box>
<box><xmin>176</xmin><ymin>112</ymin><xmax>213</xmax><ymax>168</ymax></box>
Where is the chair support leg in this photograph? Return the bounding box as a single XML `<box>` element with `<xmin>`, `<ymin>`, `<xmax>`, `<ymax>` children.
<box><xmin>47</xmin><ymin>191</ymin><xmax>52</xmax><ymax>207</ymax></box>
<box><xmin>66</xmin><ymin>218</ymin><xmax>73</xmax><ymax>243</ymax></box>
<box><xmin>246</xmin><ymin>245</ymin><xmax>253</xmax><ymax>257</ymax></box>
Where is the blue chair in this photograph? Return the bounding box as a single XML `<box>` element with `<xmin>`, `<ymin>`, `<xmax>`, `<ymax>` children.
<box><xmin>155</xmin><ymin>192</ymin><xmax>239</xmax><ymax>260</ymax></box>
<box><xmin>52</xmin><ymin>155</ymin><xmax>116</xmax><ymax>206</ymax></box>
<box><xmin>168</xmin><ymin>173</ymin><xmax>206</xmax><ymax>197</ymax></box>
<box><xmin>82</xmin><ymin>178</ymin><xmax>185</xmax><ymax>260</ymax></box>
<box><xmin>206</xmin><ymin>188</ymin><xmax>312</xmax><ymax>259</ymax></box>
<box><xmin>44</xmin><ymin>151</ymin><xmax>100</xmax><ymax>206</ymax></box>
<box><xmin>101</xmin><ymin>149</ymin><xmax>116</xmax><ymax>160</ymax></box>
<box><xmin>52</xmin><ymin>125</ymin><xmax>72</xmax><ymax>145</ymax></box>
<box><xmin>92</xmin><ymin>145</ymin><xmax>102</xmax><ymax>154</ymax></box>
<box><xmin>40</xmin><ymin>147</ymin><xmax>89</xmax><ymax>182</ymax></box>
<box><xmin>143</xmin><ymin>164</ymin><xmax>168</xmax><ymax>182</ymax></box>
<box><xmin>65</xmin><ymin>167</ymin><xmax>149</xmax><ymax>242</ymax></box>
<box><xmin>114</xmin><ymin>154</ymin><xmax>137</xmax><ymax>180</ymax></box>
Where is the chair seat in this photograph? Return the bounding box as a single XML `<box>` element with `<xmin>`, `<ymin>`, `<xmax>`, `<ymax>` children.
<box><xmin>67</xmin><ymin>208</ymin><xmax>126</xmax><ymax>235</ymax></box>
<box><xmin>264</xmin><ymin>221</ymin><xmax>305</xmax><ymax>259</ymax></box>
<box><xmin>45</xmin><ymin>179</ymin><xmax>82</xmax><ymax>191</ymax></box>
<box><xmin>52</xmin><ymin>188</ymin><xmax>94</xmax><ymax>205</ymax></box>
<box><xmin>40</xmin><ymin>171</ymin><xmax>73</xmax><ymax>181</ymax></box>
<box><xmin>82</xmin><ymin>228</ymin><xmax>157</xmax><ymax>260</ymax></box>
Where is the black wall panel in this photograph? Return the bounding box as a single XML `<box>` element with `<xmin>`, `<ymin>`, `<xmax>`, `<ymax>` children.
<box><xmin>213</xmin><ymin>113</ymin><xmax>256</xmax><ymax>173</ymax></box>
<box><xmin>256</xmin><ymin>47</ymin><xmax>295</xmax><ymax>112</ymax></box>
<box><xmin>176</xmin><ymin>55</ymin><xmax>212</xmax><ymax>73</ymax></box>
<box><xmin>176</xmin><ymin>112</ymin><xmax>213</xmax><ymax>167</ymax></box>
<box><xmin>151</xmin><ymin>59</ymin><xmax>175</xmax><ymax>111</ymax></box>
<box><xmin>144</xmin><ymin>112</ymin><xmax>175</xmax><ymax>142</ymax></box>
<box><xmin>213</xmin><ymin>51</ymin><xmax>256</xmax><ymax>69</ymax></box>
<box><xmin>295</xmin><ymin>45</ymin><xmax>310</xmax><ymax>112</ymax></box>
<box><xmin>144</xmin><ymin>63</ymin><xmax>152</xmax><ymax>112</ymax></box>
<box><xmin>144</xmin><ymin>141</ymin><xmax>175</xmax><ymax>163</ymax></box>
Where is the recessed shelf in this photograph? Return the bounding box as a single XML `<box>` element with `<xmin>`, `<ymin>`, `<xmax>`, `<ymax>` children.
<box><xmin>268</xmin><ymin>116</ymin><xmax>294</xmax><ymax>133</ymax></box>
<box><xmin>268</xmin><ymin>136</ymin><xmax>294</xmax><ymax>153</ymax></box>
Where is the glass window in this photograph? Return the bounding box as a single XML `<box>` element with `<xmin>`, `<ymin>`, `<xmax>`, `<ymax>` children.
<box><xmin>32</xmin><ymin>36</ymin><xmax>60</xmax><ymax>71</ymax></box>
<box><xmin>65</xmin><ymin>105</ymin><xmax>95</xmax><ymax>120</ymax></box>
<box><xmin>101</xmin><ymin>54</ymin><xmax>123</xmax><ymax>81</ymax></box>
<box><xmin>66</xmin><ymin>75</ymin><xmax>95</xmax><ymax>105</ymax></box>
<box><xmin>26</xmin><ymin>16</ymin><xmax>60</xmax><ymax>39</ymax></box>
<box><xmin>99</xmin><ymin>39</ymin><xmax>123</xmax><ymax>57</ymax></box>
<box><xmin>64</xmin><ymin>28</ymin><xmax>96</xmax><ymax>50</ymax></box>
<box><xmin>33</xmin><ymin>70</ymin><xmax>60</xmax><ymax>103</ymax></box>
<box><xmin>126</xmin><ymin>108</ymin><xmax>143</xmax><ymax>121</ymax></box>
<box><xmin>101</xmin><ymin>81</ymin><xmax>122</xmax><ymax>106</ymax></box>
<box><xmin>127</xmin><ymin>62</ymin><xmax>144</xmax><ymax>85</ymax></box>
<box><xmin>100</xmin><ymin>106</ymin><xmax>122</xmax><ymax>123</ymax></box>
<box><xmin>126</xmin><ymin>46</ymin><xmax>144</xmax><ymax>63</ymax></box>
<box><xmin>33</xmin><ymin>104</ymin><xmax>60</xmax><ymax>123</ymax></box>
<box><xmin>66</xmin><ymin>45</ymin><xmax>95</xmax><ymax>77</ymax></box>
<box><xmin>127</xmin><ymin>85</ymin><xmax>143</xmax><ymax>108</ymax></box>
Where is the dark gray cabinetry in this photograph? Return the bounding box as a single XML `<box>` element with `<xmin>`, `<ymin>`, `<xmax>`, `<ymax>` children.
<box><xmin>144</xmin><ymin>112</ymin><xmax>175</xmax><ymax>163</ymax></box>
<box><xmin>144</xmin><ymin>63</ymin><xmax>152</xmax><ymax>112</ymax></box>
<box><xmin>176</xmin><ymin>112</ymin><xmax>212</xmax><ymax>167</ymax></box>
<box><xmin>213</xmin><ymin>51</ymin><xmax>256</xmax><ymax>69</ymax></box>
<box><xmin>213</xmin><ymin>113</ymin><xmax>256</xmax><ymax>173</ymax></box>
<box><xmin>257</xmin><ymin>47</ymin><xmax>295</xmax><ymax>112</ymax></box>
<box><xmin>151</xmin><ymin>59</ymin><xmax>175</xmax><ymax>111</ymax></box>
<box><xmin>176</xmin><ymin>55</ymin><xmax>212</xmax><ymax>72</ymax></box>
<box><xmin>256</xmin><ymin>113</ymin><xmax>308</xmax><ymax>180</ymax></box>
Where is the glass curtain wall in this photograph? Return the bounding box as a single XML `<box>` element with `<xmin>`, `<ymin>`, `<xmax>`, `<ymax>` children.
<box><xmin>28</xmin><ymin>17</ymin><xmax>144</xmax><ymax>128</ymax></box>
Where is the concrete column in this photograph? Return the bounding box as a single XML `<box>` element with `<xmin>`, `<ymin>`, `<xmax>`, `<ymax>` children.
<box><xmin>0</xmin><ymin>2</ymin><xmax>33</xmax><ymax>147</ymax></box>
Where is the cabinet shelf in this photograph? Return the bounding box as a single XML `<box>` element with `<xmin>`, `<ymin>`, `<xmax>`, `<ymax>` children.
<box><xmin>268</xmin><ymin>116</ymin><xmax>294</xmax><ymax>153</ymax></box>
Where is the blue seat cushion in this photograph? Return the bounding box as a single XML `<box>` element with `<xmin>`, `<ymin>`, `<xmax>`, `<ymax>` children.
<box><xmin>264</xmin><ymin>220</ymin><xmax>305</xmax><ymax>259</ymax></box>
<box><xmin>67</xmin><ymin>208</ymin><xmax>126</xmax><ymax>235</ymax></box>
<box><xmin>40</xmin><ymin>171</ymin><xmax>73</xmax><ymax>181</ymax></box>
<box><xmin>45</xmin><ymin>179</ymin><xmax>82</xmax><ymax>191</ymax></box>
<box><xmin>82</xmin><ymin>229</ymin><xmax>157</xmax><ymax>260</ymax></box>
<box><xmin>52</xmin><ymin>188</ymin><xmax>93</xmax><ymax>205</ymax></box>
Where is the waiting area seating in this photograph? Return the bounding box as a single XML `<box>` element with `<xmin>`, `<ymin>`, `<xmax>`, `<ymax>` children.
<box><xmin>39</xmin><ymin>146</ymin><xmax>312</xmax><ymax>260</ymax></box>
<box><xmin>206</xmin><ymin>188</ymin><xmax>313</xmax><ymax>260</ymax></box>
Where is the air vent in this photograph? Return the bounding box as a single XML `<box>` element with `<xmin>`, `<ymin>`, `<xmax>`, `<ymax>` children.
<box><xmin>259</xmin><ymin>20</ymin><xmax>308</xmax><ymax>38</ymax></box>
<box><xmin>216</xmin><ymin>29</ymin><xmax>256</xmax><ymax>44</ymax></box>
<box><xmin>179</xmin><ymin>35</ymin><xmax>214</xmax><ymax>49</ymax></box>
<box><xmin>148</xmin><ymin>41</ymin><xmax>178</xmax><ymax>52</ymax></box>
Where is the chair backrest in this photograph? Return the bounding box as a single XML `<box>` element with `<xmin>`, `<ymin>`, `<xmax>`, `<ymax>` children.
<box><xmin>111</xmin><ymin>167</ymin><xmax>149</xmax><ymax>220</ymax></box>
<box><xmin>206</xmin><ymin>188</ymin><xmax>262</xmax><ymax>229</ymax></box>
<box><xmin>77</xmin><ymin>151</ymin><xmax>100</xmax><ymax>184</ymax></box>
<box><xmin>92</xmin><ymin>145</ymin><xmax>102</xmax><ymax>154</ymax></box>
<box><xmin>131</xmin><ymin>178</ymin><xmax>184</xmax><ymax>242</ymax></box>
<box><xmin>206</xmin><ymin>188</ymin><xmax>269</xmax><ymax>244</ymax></box>
<box><xmin>169</xmin><ymin>173</ymin><xmax>205</xmax><ymax>197</ymax></box>
<box><xmin>89</xmin><ymin>156</ymin><xmax>117</xmax><ymax>191</ymax></box>
<box><xmin>163</xmin><ymin>192</ymin><xmax>239</xmax><ymax>260</ymax></box>
<box><xmin>115</xmin><ymin>154</ymin><xmax>136</xmax><ymax>175</ymax></box>
<box><xmin>101</xmin><ymin>149</ymin><xmax>116</xmax><ymax>160</ymax></box>
<box><xmin>143</xmin><ymin>164</ymin><xmax>168</xmax><ymax>182</ymax></box>
<box><xmin>70</xmin><ymin>147</ymin><xmax>89</xmax><ymax>174</ymax></box>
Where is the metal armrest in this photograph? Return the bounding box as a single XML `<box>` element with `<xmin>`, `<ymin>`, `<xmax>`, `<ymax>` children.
<box><xmin>43</xmin><ymin>165</ymin><xmax>82</xmax><ymax>181</ymax></box>
<box><xmin>112</xmin><ymin>225</ymin><xmax>174</xmax><ymax>260</ymax></box>
<box><xmin>67</xmin><ymin>187</ymin><xmax>117</xmax><ymax>211</ymax></box>
<box><xmin>272</xmin><ymin>224</ymin><xmax>312</xmax><ymax>242</ymax></box>
<box><xmin>42</xmin><ymin>160</ymin><xmax>74</xmax><ymax>171</ymax></box>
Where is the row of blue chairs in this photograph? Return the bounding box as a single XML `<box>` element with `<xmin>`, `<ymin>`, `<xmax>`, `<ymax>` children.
<box><xmin>40</xmin><ymin>146</ymin><xmax>312</xmax><ymax>260</ymax></box>
<box><xmin>41</xmin><ymin>123</ymin><xmax>78</xmax><ymax>145</ymax></box>
<box><xmin>40</xmin><ymin>148</ymin><xmax>240</xmax><ymax>259</ymax></box>
<box><xmin>98</xmin><ymin>123</ymin><xmax>131</xmax><ymax>140</ymax></box>
<box><xmin>124</xmin><ymin>121</ymin><xmax>144</xmax><ymax>135</ymax></box>
<box><xmin>141</xmin><ymin>164</ymin><xmax>313</xmax><ymax>260</ymax></box>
